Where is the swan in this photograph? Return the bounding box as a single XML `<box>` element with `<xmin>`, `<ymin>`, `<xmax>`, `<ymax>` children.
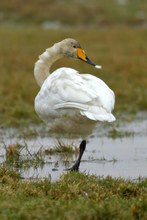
<box><xmin>34</xmin><ymin>38</ymin><xmax>115</xmax><ymax>171</ymax></box>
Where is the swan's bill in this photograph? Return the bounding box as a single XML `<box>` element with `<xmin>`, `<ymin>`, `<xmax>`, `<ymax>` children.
<box><xmin>77</xmin><ymin>48</ymin><xmax>101</xmax><ymax>69</ymax></box>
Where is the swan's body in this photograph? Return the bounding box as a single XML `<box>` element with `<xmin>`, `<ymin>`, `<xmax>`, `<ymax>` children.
<box><xmin>34</xmin><ymin>38</ymin><xmax>115</xmax><ymax>170</ymax></box>
<box><xmin>34</xmin><ymin>39</ymin><xmax>115</xmax><ymax>139</ymax></box>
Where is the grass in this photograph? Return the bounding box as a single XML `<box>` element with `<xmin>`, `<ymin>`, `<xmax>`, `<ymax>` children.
<box><xmin>0</xmin><ymin>165</ymin><xmax>147</xmax><ymax>220</ymax></box>
<box><xmin>45</xmin><ymin>140</ymin><xmax>78</xmax><ymax>155</ymax></box>
<box><xmin>2</xmin><ymin>141</ymin><xmax>78</xmax><ymax>172</ymax></box>
<box><xmin>3</xmin><ymin>143</ymin><xmax>45</xmax><ymax>170</ymax></box>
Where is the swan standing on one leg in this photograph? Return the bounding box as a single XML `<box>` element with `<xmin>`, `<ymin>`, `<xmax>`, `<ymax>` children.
<box><xmin>34</xmin><ymin>38</ymin><xmax>115</xmax><ymax>171</ymax></box>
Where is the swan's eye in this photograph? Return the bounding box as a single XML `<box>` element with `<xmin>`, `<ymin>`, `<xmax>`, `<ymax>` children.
<box><xmin>73</xmin><ymin>45</ymin><xmax>76</xmax><ymax>48</ymax></box>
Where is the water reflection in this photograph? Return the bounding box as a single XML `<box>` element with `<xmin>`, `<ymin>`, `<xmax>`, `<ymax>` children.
<box><xmin>0</xmin><ymin>116</ymin><xmax>147</xmax><ymax>181</ymax></box>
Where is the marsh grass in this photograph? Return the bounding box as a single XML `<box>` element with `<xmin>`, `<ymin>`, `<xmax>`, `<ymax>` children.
<box><xmin>2</xmin><ymin>140</ymin><xmax>78</xmax><ymax>173</ymax></box>
<box><xmin>0</xmin><ymin>165</ymin><xmax>146</xmax><ymax>219</ymax></box>
<box><xmin>3</xmin><ymin>143</ymin><xmax>45</xmax><ymax>170</ymax></box>
<box><xmin>45</xmin><ymin>140</ymin><xmax>78</xmax><ymax>155</ymax></box>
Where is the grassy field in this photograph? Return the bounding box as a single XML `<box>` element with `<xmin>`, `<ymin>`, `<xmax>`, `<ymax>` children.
<box><xmin>0</xmin><ymin>165</ymin><xmax>147</xmax><ymax>220</ymax></box>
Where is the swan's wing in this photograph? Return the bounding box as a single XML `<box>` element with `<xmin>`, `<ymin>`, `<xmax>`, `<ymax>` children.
<box><xmin>35</xmin><ymin>67</ymin><xmax>115</xmax><ymax>122</ymax></box>
<box><xmin>48</xmin><ymin>68</ymin><xmax>98</xmax><ymax>104</ymax></box>
<box><xmin>49</xmin><ymin>68</ymin><xmax>115</xmax><ymax>111</ymax></box>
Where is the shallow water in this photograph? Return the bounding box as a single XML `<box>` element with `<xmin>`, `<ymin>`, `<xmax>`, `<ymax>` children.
<box><xmin>0</xmin><ymin>114</ymin><xmax>147</xmax><ymax>181</ymax></box>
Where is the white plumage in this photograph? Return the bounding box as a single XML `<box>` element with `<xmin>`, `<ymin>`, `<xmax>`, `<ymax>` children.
<box><xmin>34</xmin><ymin>38</ymin><xmax>115</xmax><ymax>138</ymax></box>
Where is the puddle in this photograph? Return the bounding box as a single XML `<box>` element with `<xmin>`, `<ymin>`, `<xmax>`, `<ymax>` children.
<box><xmin>0</xmin><ymin>115</ymin><xmax>147</xmax><ymax>181</ymax></box>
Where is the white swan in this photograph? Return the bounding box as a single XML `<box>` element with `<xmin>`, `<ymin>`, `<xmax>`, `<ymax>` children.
<box><xmin>34</xmin><ymin>38</ymin><xmax>115</xmax><ymax>171</ymax></box>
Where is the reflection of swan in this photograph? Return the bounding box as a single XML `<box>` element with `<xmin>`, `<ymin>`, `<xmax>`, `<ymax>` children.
<box><xmin>34</xmin><ymin>38</ymin><xmax>115</xmax><ymax>171</ymax></box>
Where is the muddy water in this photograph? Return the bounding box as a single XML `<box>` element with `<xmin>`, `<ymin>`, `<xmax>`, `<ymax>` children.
<box><xmin>0</xmin><ymin>115</ymin><xmax>147</xmax><ymax>181</ymax></box>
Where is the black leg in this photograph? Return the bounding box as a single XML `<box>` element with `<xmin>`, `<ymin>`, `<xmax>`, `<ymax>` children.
<box><xmin>70</xmin><ymin>140</ymin><xmax>86</xmax><ymax>171</ymax></box>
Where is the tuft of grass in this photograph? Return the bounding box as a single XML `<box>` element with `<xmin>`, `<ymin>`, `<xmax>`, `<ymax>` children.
<box><xmin>0</xmin><ymin>165</ymin><xmax>21</xmax><ymax>181</ymax></box>
<box><xmin>3</xmin><ymin>143</ymin><xmax>45</xmax><ymax>170</ymax></box>
<box><xmin>45</xmin><ymin>140</ymin><xmax>78</xmax><ymax>155</ymax></box>
<box><xmin>4</xmin><ymin>143</ymin><xmax>21</xmax><ymax>164</ymax></box>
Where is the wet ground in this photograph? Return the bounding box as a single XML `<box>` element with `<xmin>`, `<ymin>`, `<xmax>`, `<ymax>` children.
<box><xmin>0</xmin><ymin>113</ymin><xmax>147</xmax><ymax>181</ymax></box>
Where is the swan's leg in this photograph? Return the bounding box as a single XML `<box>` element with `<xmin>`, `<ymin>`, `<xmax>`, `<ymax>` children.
<box><xmin>70</xmin><ymin>140</ymin><xmax>86</xmax><ymax>171</ymax></box>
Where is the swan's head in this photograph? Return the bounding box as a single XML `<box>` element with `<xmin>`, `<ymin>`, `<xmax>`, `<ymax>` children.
<box><xmin>59</xmin><ymin>38</ymin><xmax>102</xmax><ymax>69</ymax></box>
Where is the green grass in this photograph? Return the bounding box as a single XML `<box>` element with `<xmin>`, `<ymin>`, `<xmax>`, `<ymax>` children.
<box><xmin>0</xmin><ymin>165</ymin><xmax>147</xmax><ymax>220</ymax></box>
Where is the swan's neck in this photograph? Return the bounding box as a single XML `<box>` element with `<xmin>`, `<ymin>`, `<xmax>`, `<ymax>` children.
<box><xmin>34</xmin><ymin>43</ymin><xmax>63</xmax><ymax>87</ymax></box>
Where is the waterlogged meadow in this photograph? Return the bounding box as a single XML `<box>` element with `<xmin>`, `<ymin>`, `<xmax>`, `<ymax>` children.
<box><xmin>0</xmin><ymin>0</ymin><xmax>147</xmax><ymax>218</ymax></box>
